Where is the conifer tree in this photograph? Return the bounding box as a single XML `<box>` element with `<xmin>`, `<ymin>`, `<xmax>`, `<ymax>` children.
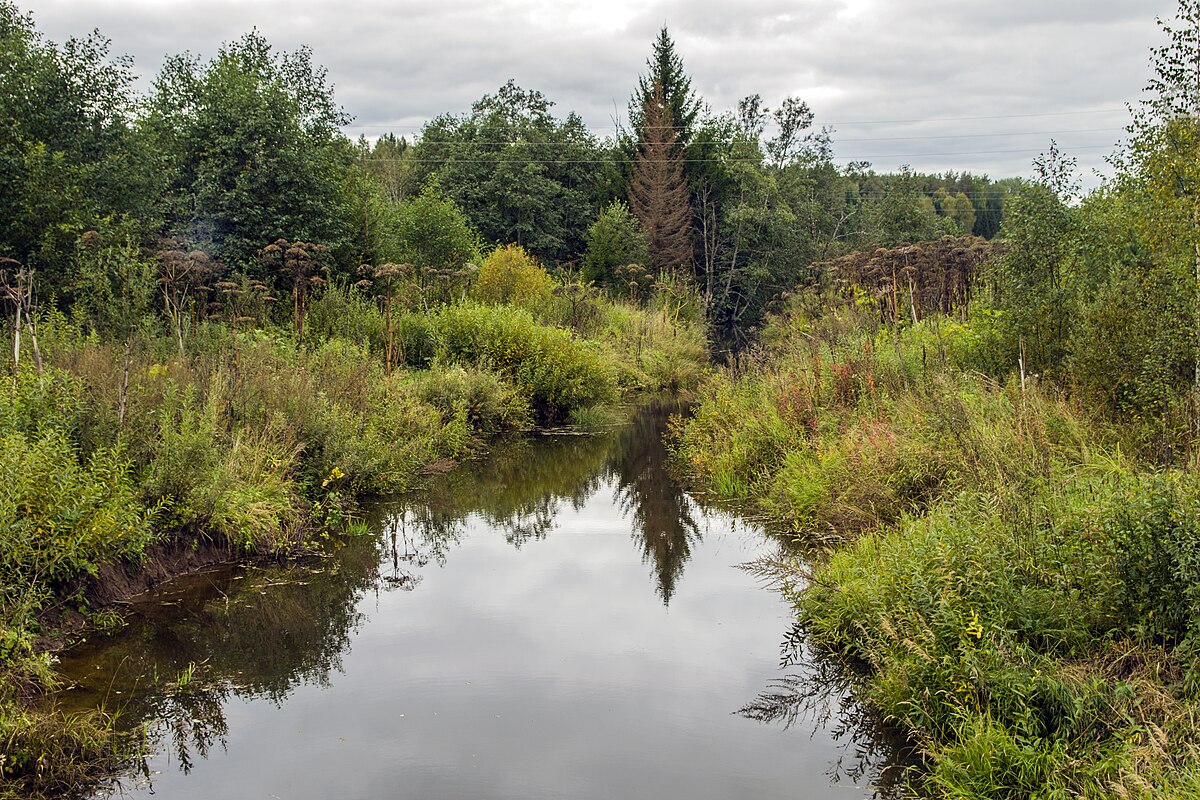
<box><xmin>628</xmin><ymin>83</ymin><xmax>693</xmax><ymax>276</ymax></box>
<box><xmin>628</xmin><ymin>27</ymin><xmax>701</xmax><ymax>150</ymax></box>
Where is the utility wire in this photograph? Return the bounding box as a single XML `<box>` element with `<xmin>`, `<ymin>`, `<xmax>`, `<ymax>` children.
<box><xmin>342</xmin><ymin>107</ymin><xmax>1128</xmax><ymax>132</ymax></box>
<box><xmin>362</xmin><ymin>143</ymin><xmax>1115</xmax><ymax>164</ymax></box>
<box><xmin>370</xmin><ymin>127</ymin><xmax>1122</xmax><ymax>147</ymax></box>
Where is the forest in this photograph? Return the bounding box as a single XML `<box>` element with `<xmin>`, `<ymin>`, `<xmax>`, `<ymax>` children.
<box><xmin>4</xmin><ymin>0</ymin><xmax>1200</xmax><ymax>796</ymax></box>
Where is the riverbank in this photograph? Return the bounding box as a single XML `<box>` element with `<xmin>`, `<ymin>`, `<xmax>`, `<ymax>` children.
<box><xmin>0</xmin><ymin>282</ymin><xmax>708</xmax><ymax>798</ymax></box>
<box><xmin>670</xmin><ymin>305</ymin><xmax>1200</xmax><ymax>798</ymax></box>
<box><xmin>33</xmin><ymin>402</ymin><xmax>868</xmax><ymax>800</ymax></box>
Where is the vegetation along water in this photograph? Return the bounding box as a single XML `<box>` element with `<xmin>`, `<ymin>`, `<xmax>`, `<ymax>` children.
<box><xmin>7</xmin><ymin>0</ymin><xmax>1200</xmax><ymax>797</ymax></box>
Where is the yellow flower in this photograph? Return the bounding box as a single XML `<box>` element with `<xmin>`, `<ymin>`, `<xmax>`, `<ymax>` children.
<box><xmin>965</xmin><ymin>609</ymin><xmax>984</xmax><ymax>640</ymax></box>
<box><xmin>321</xmin><ymin>466</ymin><xmax>345</xmax><ymax>488</ymax></box>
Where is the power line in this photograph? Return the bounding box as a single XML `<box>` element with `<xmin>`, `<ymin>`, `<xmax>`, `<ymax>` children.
<box><xmin>836</xmin><ymin>127</ymin><xmax>1120</xmax><ymax>143</ymax></box>
<box><xmin>821</xmin><ymin>108</ymin><xmax>1126</xmax><ymax>126</ymax></box>
<box><xmin>342</xmin><ymin>107</ymin><xmax>1129</xmax><ymax>132</ymax></box>
<box><xmin>361</xmin><ymin>127</ymin><xmax>1122</xmax><ymax>148</ymax></box>
<box><xmin>363</xmin><ymin>143</ymin><xmax>1115</xmax><ymax>164</ymax></box>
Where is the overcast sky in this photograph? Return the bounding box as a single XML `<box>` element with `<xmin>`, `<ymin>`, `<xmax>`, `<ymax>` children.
<box><xmin>19</xmin><ymin>0</ymin><xmax>1181</xmax><ymax>184</ymax></box>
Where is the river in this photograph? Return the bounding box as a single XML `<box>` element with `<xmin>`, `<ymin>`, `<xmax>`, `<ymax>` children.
<box><xmin>54</xmin><ymin>403</ymin><xmax>906</xmax><ymax>799</ymax></box>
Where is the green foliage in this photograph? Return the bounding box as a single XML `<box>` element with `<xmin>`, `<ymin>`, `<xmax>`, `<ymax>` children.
<box><xmin>591</xmin><ymin>297</ymin><xmax>709</xmax><ymax>395</ymax></box>
<box><xmin>1105</xmin><ymin>473</ymin><xmax>1200</xmax><ymax>645</ymax></box>
<box><xmin>795</xmin><ymin>468</ymin><xmax>1200</xmax><ymax>798</ymax></box>
<box><xmin>408</xmin><ymin>365</ymin><xmax>532</xmax><ymax>435</ymax></box>
<box><xmin>431</xmin><ymin>302</ymin><xmax>618</xmax><ymax>421</ymax></box>
<box><xmin>413</xmin><ymin>81</ymin><xmax>600</xmax><ymax>263</ymax></box>
<box><xmin>0</xmin><ymin>367</ymin><xmax>153</xmax><ymax>631</ymax></box>
<box><xmin>989</xmin><ymin>182</ymin><xmax>1077</xmax><ymax>377</ymax></box>
<box><xmin>70</xmin><ymin>229</ymin><xmax>157</xmax><ymax>340</ymax></box>
<box><xmin>582</xmin><ymin>200</ymin><xmax>649</xmax><ymax>288</ymax></box>
<box><xmin>391</xmin><ymin>186</ymin><xmax>482</xmax><ymax>279</ymax></box>
<box><xmin>629</xmin><ymin>26</ymin><xmax>701</xmax><ymax>150</ymax></box>
<box><xmin>302</xmin><ymin>282</ymin><xmax>385</xmax><ymax>351</ymax></box>
<box><xmin>673</xmin><ymin>291</ymin><xmax>1200</xmax><ymax>794</ymax></box>
<box><xmin>0</xmin><ymin>696</ymin><xmax>129</xmax><ymax>799</ymax></box>
<box><xmin>674</xmin><ymin>311</ymin><xmax>1098</xmax><ymax>537</ymax></box>
<box><xmin>0</xmin><ymin>2</ymin><xmax>153</xmax><ymax>293</ymax></box>
<box><xmin>868</xmin><ymin>167</ymin><xmax>958</xmax><ymax>247</ymax></box>
<box><xmin>470</xmin><ymin>245</ymin><xmax>555</xmax><ymax>311</ymax></box>
<box><xmin>144</xmin><ymin>31</ymin><xmax>354</xmax><ymax>269</ymax></box>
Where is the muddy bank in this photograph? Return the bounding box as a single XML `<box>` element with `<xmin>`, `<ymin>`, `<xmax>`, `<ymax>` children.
<box><xmin>35</xmin><ymin>536</ymin><xmax>252</xmax><ymax>652</ymax></box>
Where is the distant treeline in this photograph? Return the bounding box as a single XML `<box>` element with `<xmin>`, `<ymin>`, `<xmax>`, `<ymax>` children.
<box><xmin>1</xmin><ymin>4</ymin><xmax>1022</xmax><ymax>345</ymax></box>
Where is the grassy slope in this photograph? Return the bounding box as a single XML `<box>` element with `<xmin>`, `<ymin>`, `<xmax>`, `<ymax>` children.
<box><xmin>0</xmin><ymin>286</ymin><xmax>708</xmax><ymax>798</ymax></box>
<box><xmin>671</xmin><ymin>306</ymin><xmax>1200</xmax><ymax>798</ymax></box>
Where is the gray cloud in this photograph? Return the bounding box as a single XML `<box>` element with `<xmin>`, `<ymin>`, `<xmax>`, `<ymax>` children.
<box><xmin>20</xmin><ymin>0</ymin><xmax>1179</xmax><ymax>183</ymax></box>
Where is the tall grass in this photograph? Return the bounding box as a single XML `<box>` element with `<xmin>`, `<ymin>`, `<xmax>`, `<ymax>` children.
<box><xmin>671</xmin><ymin>303</ymin><xmax>1200</xmax><ymax>796</ymax></box>
<box><xmin>797</xmin><ymin>472</ymin><xmax>1200</xmax><ymax>798</ymax></box>
<box><xmin>1</xmin><ymin>280</ymin><xmax>709</xmax><ymax>797</ymax></box>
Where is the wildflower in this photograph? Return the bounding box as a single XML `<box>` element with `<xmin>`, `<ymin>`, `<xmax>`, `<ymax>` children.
<box><xmin>965</xmin><ymin>609</ymin><xmax>984</xmax><ymax>640</ymax></box>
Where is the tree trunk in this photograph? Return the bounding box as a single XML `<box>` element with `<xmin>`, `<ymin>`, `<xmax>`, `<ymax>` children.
<box><xmin>26</xmin><ymin>319</ymin><xmax>42</xmax><ymax>377</ymax></box>
<box><xmin>12</xmin><ymin>300</ymin><xmax>20</xmax><ymax>368</ymax></box>
<box><xmin>118</xmin><ymin>339</ymin><xmax>132</xmax><ymax>428</ymax></box>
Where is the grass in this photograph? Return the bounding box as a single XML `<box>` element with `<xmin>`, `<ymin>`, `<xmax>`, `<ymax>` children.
<box><xmin>0</xmin><ymin>281</ymin><xmax>709</xmax><ymax>798</ymax></box>
<box><xmin>671</xmin><ymin>302</ymin><xmax>1200</xmax><ymax>797</ymax></box>
<box><xmin>0</xmin><ymin>695</ymin><xmax>134</xmax><ymax>800</ymax></box>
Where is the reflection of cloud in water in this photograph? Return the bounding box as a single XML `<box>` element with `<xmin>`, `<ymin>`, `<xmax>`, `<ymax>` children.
<box><xmin>63</xmin><ymin>403</ymin><xmax>911</xmax><ymax>800</ymax></box>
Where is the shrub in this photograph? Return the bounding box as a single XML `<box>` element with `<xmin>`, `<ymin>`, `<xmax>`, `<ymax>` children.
<box><xmin>0</xmin><ymin>429</ymin><xmax>152</xmax><ymax>619</ymax></box>
<box><xmin>387</xmin><ymin>312</ymin><xmax>434</xmax><ymax>368</ymax></box>
<box><xmin>303</xmin><ymin>283</ymin><xmax>385</xmax><ymax>352</ymax></box>
<box><xmin>794</xmin><ymin>468</ymin><xmax>1200</xmax><ymax>798</ymax></box>
<box><xmin>408</xmin><ymin>365</ymin><xmax>531</xmax><ymax>435</ymax></box>
<box><xmin>470</xmin><ymin>245</ymin><xmax>555</xmax><ymax>311</ymax></box>
<box><xmin>1103</xmin><ymin>473</ymin><xmax>1200</xmax><ymax>645</ymax></box>
<box><xmin>582</xmin><ymin>200</ymin><xmax>649</xmax><ymax>289</ymax></box>
<box><xmin>0</xmin><ymin>366</ymin><xmax>86</xmax><ymax>439</ymax></box>
<box><xmin>434</xmin><ymin>303</ymin><xmax>617</xmax><ymax>421</ymax></box>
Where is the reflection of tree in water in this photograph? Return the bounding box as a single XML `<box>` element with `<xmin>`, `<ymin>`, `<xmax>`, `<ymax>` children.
<box><xmin>68</xmin><ymin>404</ymin><xmax>714</xmax><ymax>790</ymax></box>
<box><xmin>144</xmin><ymin>680</ymin><xmax>232</xmax><ymax>776</ymax></box>
<box><xmin>610</xmin><ymin>403</ymin><xmax>701</xmax><ymax>606</ymax></box>
<box><xmin>381</xmin><ymin>432</ymin><xmax>620</xmax><ymax>553</ymax></box>
<box><xmin>737</xmin><ymin>623</ymin><xmax>918</xmax><ymax>798</ymax></box>
<box><xmin>375</xmin><ymin>505</ymin><xmax>463</xmax><ymax>592</ymax></box>
<box><xmin>56</xmin><ymin>532</ymin><xmax>387</xmax><ymax>786</ymax></box>
<box><xmin>377</xmin><ymin>404</ymin><xmax>703</xmax><ymax>605</ymax></box>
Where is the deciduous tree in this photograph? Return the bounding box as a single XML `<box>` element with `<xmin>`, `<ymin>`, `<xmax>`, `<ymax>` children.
<box><xmin>145</xmin><ymin>32</ymin><xmax>354</xmax><ymax>270</ymax></box>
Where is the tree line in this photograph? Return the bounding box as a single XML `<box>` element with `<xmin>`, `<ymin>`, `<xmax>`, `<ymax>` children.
<box><xmin>0</xmin><ymin>3</ymin><xmax>1018</xmax><ymax>352</ymax></box>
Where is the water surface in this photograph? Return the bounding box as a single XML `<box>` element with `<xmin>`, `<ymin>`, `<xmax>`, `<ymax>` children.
<box><xmin>58</xmin><ymin>404</ymin><xmax>904</xmax><ymax>799</ymax></box>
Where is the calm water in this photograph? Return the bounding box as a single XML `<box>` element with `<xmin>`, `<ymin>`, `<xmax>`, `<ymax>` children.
<box><xmin>56</xmin><ymin>404</ymin><xmax>906</xmax><ymax>799</ymax></box>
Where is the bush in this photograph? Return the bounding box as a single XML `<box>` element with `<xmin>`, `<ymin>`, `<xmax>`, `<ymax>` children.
<box><xmin>303</xmin><ymin>283</ymin><xmax>385</xmax><ymax>352</ymax></box>
<box><xmin>408</xmin><ymin>365</ymin><xmax>532</xmax><ymax>435</ymax></box>
<box><xmin>794</xmin><ymin>468</ymin><xmax>1200</xmax><ymax>798</ymax></box>
<box><xmin>434</xmin><ymin>302</ymin><xmax>617</xmax><ymax>421</ymax></box>
<box><xmin>0</xmin><ymin>429</ymin><xmax>152</xmax><ymax>620</ymax></box>
<box><xmin>0</xmin><ymin>366</ymin><xmax>86</xmax><ymax>439</ymax></box>
<box><xmin>395</xmin><ymin>312</ymin><xmax>439</xmax><ymax>368</ymax></box>
<box><xmin>470</xmin><ymin>245</ymin><xmax>555</xmax><ymax>311</ymax></box>
<box><xmin>1104</xmin><ymin>473</ymin><xmax>1200</xmax><ymax>645</ymax></box>
<box><xmin>582</xmin><ymin>200</ymin><xmax>649</xmax><ymax>289</ymax></box>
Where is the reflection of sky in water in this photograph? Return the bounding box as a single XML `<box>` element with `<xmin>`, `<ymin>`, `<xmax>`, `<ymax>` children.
<box><xmin>68</xmin><ymin>409</ymin><xmax>892</xmax><ymax>800</ymax></box>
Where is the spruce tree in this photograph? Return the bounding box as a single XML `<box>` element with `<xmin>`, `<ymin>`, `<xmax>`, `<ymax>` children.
<box><xmin>628</xmin><ymin>27</ymin><xmax>701</xmax><ymax>150</ymax></box>
<box><xmin>628</xmin><ymin>83</ymin><xmax>693</xmax><ymax>276</ymax></box>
